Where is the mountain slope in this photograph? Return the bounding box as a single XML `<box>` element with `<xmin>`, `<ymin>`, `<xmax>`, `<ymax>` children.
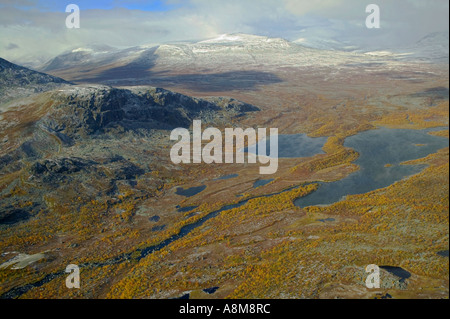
<box><xmin>0</xmin><ymin>57</ymin><xmax>71</xmax><ymax>104</ymax></box>
<box><xmin>33</xmin><ymin>33</ymin><xmax>360</xmax><ymax>88</ymax></box>
<box><xmin>408</xmin><ymin>32</ymin><xmax>449</xmax><ymax>63</ymax></box>
<box><xmin>41</xmin><ymin>44</ymin><xmax>122</xmax><ymax>72</ymax></box>
<box><xmin>0</xmin><ymin>82</ymin><xmax>260</xmax><ymax>230</ymax></box>
<box><xmin>293</xmin><ymin>37</ymin><xmax>359</xmax><ymax>51</ymax></box>
<box><xmin>36</xmin><ymin>33</ymin><xmax>439</xmax><ymax>88</ymax></box>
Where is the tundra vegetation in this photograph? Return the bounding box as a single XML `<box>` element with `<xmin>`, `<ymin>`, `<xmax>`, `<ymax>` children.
<box><xmin>0</xmin><ymin>54</ymin><xmax>448</xmax><ymax>299</ymax></box>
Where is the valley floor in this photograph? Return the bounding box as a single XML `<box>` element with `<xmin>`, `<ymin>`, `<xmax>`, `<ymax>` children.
<box><xmin>0</xmin><ymin>61</ymin><xmax>448</xmax><ymax>299</ymax></box>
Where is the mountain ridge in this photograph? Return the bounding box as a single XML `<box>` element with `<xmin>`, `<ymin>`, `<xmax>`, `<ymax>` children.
<box><xmin>0</xmin><ymin>57</ymin><xmax>72</xmax><ymax>104</ymax></box>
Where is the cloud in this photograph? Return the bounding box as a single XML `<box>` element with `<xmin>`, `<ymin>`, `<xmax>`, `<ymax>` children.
<box><xmin>5</xmin><ymin>42</ymin><xmax>19</xmax><ymax>50</ymax></box>
<box><xmin>0</xmin><ymin>0</ymin><xmax>448</xmax><ymax>64</ymax></box>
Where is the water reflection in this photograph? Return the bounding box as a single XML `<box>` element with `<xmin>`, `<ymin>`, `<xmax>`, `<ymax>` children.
<box><xmin>295</xmin><ymin>127</ymin><xmax>448</xmax><ymax>207</ymax></box>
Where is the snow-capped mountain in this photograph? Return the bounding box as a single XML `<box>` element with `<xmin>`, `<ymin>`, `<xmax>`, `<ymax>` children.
<box><xmin>40</xmin><ymin>33</ymin><xmax>304</xmax><ymax>73</ymax></box>
<box><xmin>197</xmin><ymin>33</ymin><xmax>292</xmax><ymax>48</ymax></box>
<box><xmin>151</xmin><ymin>33</ymin><xmax>318</xmax><ymax>69</ymax></box>
<box><xmin>403</xmin><ymin>32</ymin><xmax>449</xmax><ymax>63</ymax></box>
<box><xmin>153</xmin><ymin>33</ymin><xmax>294</xmax><ymax>62</ymax></box>
<box><xmin>293</xmin><ymin>37</ymin><xmax>359</xmax><ymax>52</ymax></box>
<box><xmin>31</xmin><ymin>33</ymin><xmax>448</xmax><ymax>86</ymax></box>
<box><xmin>36</xmin><ymin>33</ymin><xmax>346</xmax><ymax>81</ymax></box>
<box><xmin>41</xmin><ymin>44</ymin><xmax>120</xmax><ymax>72</ymax></box>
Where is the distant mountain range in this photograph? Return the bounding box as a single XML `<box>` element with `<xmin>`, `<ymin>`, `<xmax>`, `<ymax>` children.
<box><xmin>1</xmin><ymin>32</ymin><xmax>447</xmax><ymax>107</ymax></box>
<box><xmin>400</xmin><ymin>32</ymin><xmax>449</xmax><ymax>63</ymax></box>
<box><xmin>21</xmin><ymin>32</ymin><xmax>445</xmax><ymax>87</ymax></box>
<box><xmin>293</xmin><ymin>37</ymin><xmax>359</xmax><ymax>52</ymax></box>
<box><xmin>39</xmin><ymin>33</ymin><xmax>321</xmax><ymax>77</ymax></box>
<box><xmin>21</xmin><ymin>33</ymin><xmax>362</xmax><ymax>86</ymax></box>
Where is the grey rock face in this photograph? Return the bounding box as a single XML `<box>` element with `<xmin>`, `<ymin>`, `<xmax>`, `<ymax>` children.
<box><xmin>39</xmin><ymin>85</ymin><xmax>259</xmax><ymax>138</ymax></box>
<box><xmin>0</xmin><ymin>57</ymin><xmax>71</xmax><ymax>104</ymax></box>
<box><xmin>30</xmin><ymin>157</ymin><xmax>96</xmax><ymax>175</ymax></box>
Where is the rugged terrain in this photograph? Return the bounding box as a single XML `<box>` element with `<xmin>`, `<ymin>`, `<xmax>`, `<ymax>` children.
<box><xmin>0</xmin><ymin>33</ymin><xmax>448</xmax><ymax>299</ymax></box>
<box><xmin>0</xmin><ymin>58</ymin><xmax>71</xmax><ymax>105</ymax></box>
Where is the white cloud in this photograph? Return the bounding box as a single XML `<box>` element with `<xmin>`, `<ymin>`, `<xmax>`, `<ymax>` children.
<box><xmin>0</xmin><ymin>0</ymin><xmax>448</xmax><ymax>64</ymax></box>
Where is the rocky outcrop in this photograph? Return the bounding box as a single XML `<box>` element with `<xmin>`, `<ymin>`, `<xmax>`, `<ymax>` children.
<box><xmin>0</xmin><ymin>57</ymin><xmax>71</xmax><ymax>104</ymax></box>
<box><xmin>30</xmin><ymin>157</ymin><xmax>96</xmax><ymax>175</ymax></box>
<box><xmin>206</xmin><ymin>96</ymin><xmax>260</xmax><ymax>113</ymax></box>
<box><xmin>28</xmin><ymin>155</ymin><xmax>146</xmax><ymax>187</ymax></box>
<box><xmin>39</xmin><ymin>85</ymin><xmax>260</xmax><ymax>138</ymax></box>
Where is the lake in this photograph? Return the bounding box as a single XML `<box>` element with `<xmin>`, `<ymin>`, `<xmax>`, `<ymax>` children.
<box><xmin>253</xmin><ymin>179</ymin><xmax>274</xmax><ymax>188</ymax></box>
<box><xmin>175</xmin><ymin>185</ymin><xmax>207</xmax><ymax>197</ymax></box>
<box><xmin>244</xmin><ymin>133</ymin><xmax>328</xmax><ymax>158</ymax></box>
<box><xmin>294</xmin><ymin>127</ymin><xmax>449</xmax><ymax>207</ymax></box>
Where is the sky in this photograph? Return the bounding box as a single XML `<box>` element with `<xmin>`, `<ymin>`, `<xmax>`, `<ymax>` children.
<box><xmin>0</xmin><ymin>0</ymin><xmax>448</xmax><ymax>64</ymax></box>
